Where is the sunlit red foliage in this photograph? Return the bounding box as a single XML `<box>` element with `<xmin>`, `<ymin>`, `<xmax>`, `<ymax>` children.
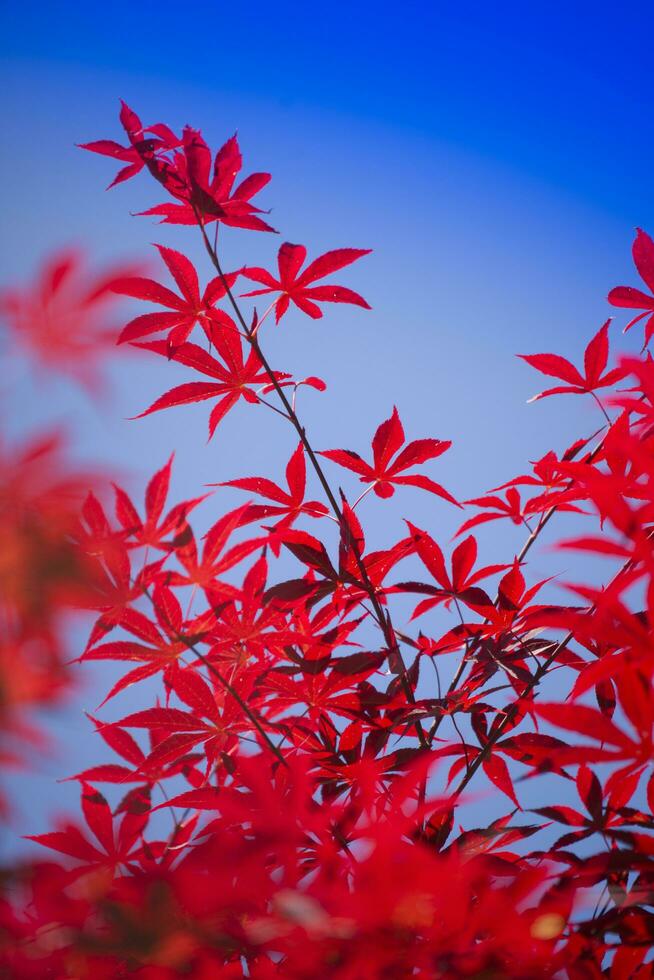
<box><xmin>1</xmin><ymin>103</ymin><xmax>654</xmax><ymax>976</ymax></box>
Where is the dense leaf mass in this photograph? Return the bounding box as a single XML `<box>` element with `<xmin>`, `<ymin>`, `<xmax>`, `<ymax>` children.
<box><xmin>1</xmin><ymin>102</ymin><xmax>654</xmax><ymax>977</ymax></box>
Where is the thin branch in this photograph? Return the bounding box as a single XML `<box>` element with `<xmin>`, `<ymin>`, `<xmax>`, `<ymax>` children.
<box><xmin>193</xmin><ymin>211</ymin><xmax>427</xmax><ymax>748</ymax></box>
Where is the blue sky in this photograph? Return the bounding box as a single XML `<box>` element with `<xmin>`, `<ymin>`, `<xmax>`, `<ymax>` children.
<box><xmin>1</xmin><ymin>0</ymin><xmax>653</xmax><ymax>846</ymax></box>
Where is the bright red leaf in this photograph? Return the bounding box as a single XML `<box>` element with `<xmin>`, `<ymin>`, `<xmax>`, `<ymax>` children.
<box><xmin>241</xmin><ymin>241</ymin><xmax>371</xmax><ymax>321</ymax></box>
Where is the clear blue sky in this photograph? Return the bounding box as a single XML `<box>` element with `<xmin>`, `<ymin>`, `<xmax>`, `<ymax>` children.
<box><xmin>1</xmin><ymin>0</ymin><xmax>653</xmax><ymax>847</ymax></box>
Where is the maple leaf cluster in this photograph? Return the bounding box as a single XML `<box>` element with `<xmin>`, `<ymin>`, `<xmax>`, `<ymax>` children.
<box><xmin>1</xmin><ymin>101</ymin><xmax>654</xmax><ymax>977</ymax></box>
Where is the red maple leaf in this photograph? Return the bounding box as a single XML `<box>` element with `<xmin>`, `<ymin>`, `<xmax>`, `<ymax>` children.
<box><xmin>537</xmin><ymin>667</ymin><xmax>654</xmax><ymax>785</ymax></box>
<box><xmin>319</xmin><ymin>406</ymin><xmax>457</xmax><ymax>503</ymax></box>
<box><xmin>138</xmin><ymin>129</ymin><xmax>274</xmax><ymax>231</ymax></box>
<box><xmin>202</xmin><ymin>556</ymin><xmax>305</xmax><ymax>663</ymax></box>
<box><xmin>79</xmin><ymin>101</ymin><xmax>183</xmax><ymax>189</ymax></box>
<box><xmin>518</xmin><ymin>320</ymin><xmax>625</xmax><ymax>402</ymax></box>
<box><xmin>456</xmin><ymin>487</ymin><xmax>526</xmax><ymax>536</ymax></box>
<box><xmin>240</xmin><ymin>242</ymin><xmax>371</xmax><ymax>321</ymax></box>
<box><xmin>112</xmin><ymin>453</ymin><xmax>208</xmax><ymax>551</ymax></box>
<box><xmin>270</xmin><ymin>502</ymin><xmax>412</xmax><ymax>613</ymax></box>
<box><xmin>80</xmin><ymin>584</ymin><xmax>215</xmax><ymax>705</ymax></box>
<box><xmin>26</xmin><ymin>782</ymin><xmax>149</xmax><ymax>879</ymax></box>
<box><xmin>608</xmin><ymin>228</ymin><xmax>654</xmax><ymax>347</ymax></box>
<box><xmin>164</xmin><ymin>505</ymin><xmax>266</xmax><ymax>600</ymax></box>
<box><xmin>262</xmin><ymin>650</ymin><xmax>386</xmax><ymax>724</ymax></box>
<box><xmin>214</xmin><ymin>442</ymin><xmax>329</xmax><ymax>550</ymax></box>
<box><xmin>133</xmin><ymin>321</ymin><xmax>289</xmax><ymax>437</ymax></box>
<box><xmin>68</xmin><ymin>713</ymin><xmax>203</xmax><ymax>788</ymax></box>
<box><xmin>111</xmin><ymin>244</ymin><xmax>238</xmax><ymax>348</ymax></box>
<box><xmin>400</xmin><ymin>525</ymin><xmax>509</xmax><ymax>617</ymax></box>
